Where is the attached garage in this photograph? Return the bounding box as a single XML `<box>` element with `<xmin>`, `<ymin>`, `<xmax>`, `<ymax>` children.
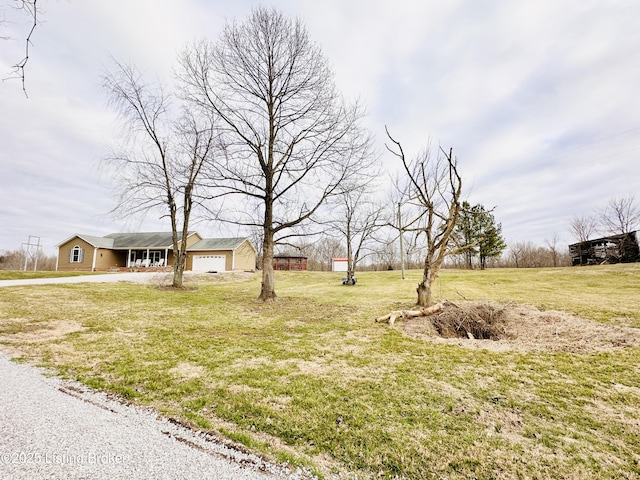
<box><xmin>192</xmin><ymin>254</ymin><xmax>227</xmax><ymax>272</ymax></box>
<box><xmin>186</xmin><ymin>237</ymin><xmax>257</xmax><ymax>272</ymax></box>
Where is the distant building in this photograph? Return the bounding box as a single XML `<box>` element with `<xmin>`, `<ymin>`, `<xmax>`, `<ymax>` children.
<box><xmin>273</xmin><ymin>255</ymin><xmax>307</xmax><ymax>271</ymax></box>
<box><xmin>332</xmin><ymin>258</ymin><xmax>349</xmax><ymax>272</ymax></box>
<box><xmin>569</xmin><ymin>231</ymin><xmax>640</xmax><ymax>266</ymax></box>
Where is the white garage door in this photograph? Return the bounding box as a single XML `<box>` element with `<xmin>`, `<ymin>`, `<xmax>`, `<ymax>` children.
<box><xmin>192</xmin><ymin>254</ymin><xmax>226</xmax><ymax>272</ymax></box>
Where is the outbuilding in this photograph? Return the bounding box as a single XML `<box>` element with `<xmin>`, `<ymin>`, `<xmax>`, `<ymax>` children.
<box><xmin>331</xmin><ymin>258</ymin><xmax>349</xmax><ymax>272</ymax></box>
<box><xmin>273</xmin><ymin>255</ymin><xmax>308</xmax><ymax>271</ymax></box>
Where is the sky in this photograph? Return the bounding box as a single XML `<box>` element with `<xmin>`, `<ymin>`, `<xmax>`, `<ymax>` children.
<box><xmin>1</xmin><ymin>0</ymin><xmax>639</xmax><ymax>255</ymax></box>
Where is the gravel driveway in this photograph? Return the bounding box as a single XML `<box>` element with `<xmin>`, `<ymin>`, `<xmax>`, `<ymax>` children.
<box><xmin>0</xmin><ymin>353</ymin><xmax>311</xmax><ymax>479</ymax></box>
<box><xmin>0</xmin><ymin>272</ymin><xmax>163</xmax><ymax>287</ymax></box>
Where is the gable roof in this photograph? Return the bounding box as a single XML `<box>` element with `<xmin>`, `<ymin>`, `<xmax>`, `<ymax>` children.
<box><xmin>57</xmin><ymin>234</ymin><xmax>115</xmax><ymax>249</ymax></box>
<box><xmin>104</xmin><ymin>232</ymin><xmax>196</xmax><ymax>249</ymax></box>
<box><xmin>188</xmin><ymin>237</ymin><xmax>251</xmax><ymax>251</ymax></box>
<box><xmin>58</xmin><ymin>232</ymin><xmax>254</xmax><ymax>253</ymax></box>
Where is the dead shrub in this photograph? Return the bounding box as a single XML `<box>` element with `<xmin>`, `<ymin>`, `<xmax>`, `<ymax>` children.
<box><xmin>428</xmin><ymin>301</ymin><xmax>513</xmax><ymax>340</ymax></box>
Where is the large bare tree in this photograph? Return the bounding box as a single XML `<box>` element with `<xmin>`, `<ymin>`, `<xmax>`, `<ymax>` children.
<box><xmin>103</xmin><ymin>61</ymin><xmax>217</xmax><ymax>288</ymax></box>
<box><xmin>386</xmin><ymin>128</ymin><xmax>463</xmax><ymax>306</ymax></box>
<box><xmin>178</xmin><ymin>7</ymin><xmax>372</xmax><ymax>300</ymax></box>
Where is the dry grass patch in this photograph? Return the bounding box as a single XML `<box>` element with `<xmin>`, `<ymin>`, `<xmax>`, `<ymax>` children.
<box><xmin>169</xmin><ymin>361</ymin><xmax>206</xmax><ymax>380</ymax></box>
<box><xmin>0</xmin><ymin>319</ymin><xmax>86</xmax><ymax>344</ymax></box>
<box><xmin>400</xmin><ymin>301</ymin><xmax>640</xmax><ymax>353</ymax></box>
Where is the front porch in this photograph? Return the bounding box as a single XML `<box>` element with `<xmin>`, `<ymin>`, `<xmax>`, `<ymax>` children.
<box><xmin>125</xmin><ymin>249</ymin><xmax>172</xmax><ymax>269</ymax></box>
<box><xmin>109</xmin><ymin>266</ymin><xmax>173</xmax><ymax>273</ymax></box>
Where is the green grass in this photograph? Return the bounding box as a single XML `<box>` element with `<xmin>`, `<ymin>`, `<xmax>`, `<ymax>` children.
<box><xmin>0</xmin><ymin>270</ymin><xmax>101</xmax><ymax>280</ymax></box>
<box><xmin>1</xmin><ymin>265</ymin><xmax>640</xmax><ymax>479</ymax></box>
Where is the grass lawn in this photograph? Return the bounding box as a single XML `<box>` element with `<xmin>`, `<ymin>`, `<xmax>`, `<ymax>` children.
<box><xmin>1</xmin><ymin>265</ymin><xmax>639</xmax><ymax>479</ymax></box>
<box><xmin>0</xmin><ymin>270</ymin><xmax>101</xmax><ymax>281</ymax></box>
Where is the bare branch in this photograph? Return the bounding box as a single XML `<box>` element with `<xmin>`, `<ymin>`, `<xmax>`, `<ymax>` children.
<box><xmin>2</xmin><ymin>0</ymin><xmax>38</xmax><ymax>97</ymax></box>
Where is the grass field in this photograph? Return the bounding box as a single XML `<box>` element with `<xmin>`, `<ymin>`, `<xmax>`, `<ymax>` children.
<box><xmin>1</xmin><ymin>265</ymin><xmax>639</xmax><ymax>479</ymax></box>
<box><xmin>0</xmin><ymin>270</ymin><xmax>100</xmax><ymax>281</ymax></box>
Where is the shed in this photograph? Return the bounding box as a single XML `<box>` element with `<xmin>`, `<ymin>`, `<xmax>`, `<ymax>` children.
<box><xmin>331</xmin><ymin>258</ymin><xmax>349</xmax><ymax>272</ymax></box>
<box><xmin>273</xmin><ymin>255</ymin><xmax>308</xmax><ymax>271</ymax></box>
<box><xmin>569</xmin><ymin>231</ymin><xmax>640</xmax><ymax>266</ymax></box>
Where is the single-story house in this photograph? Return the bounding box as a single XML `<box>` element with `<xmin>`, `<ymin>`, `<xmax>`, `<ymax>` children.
<box><xmin>56</xmin><ymin>232</ymin><xmax>256</xmax><ymax>272</ymax></box>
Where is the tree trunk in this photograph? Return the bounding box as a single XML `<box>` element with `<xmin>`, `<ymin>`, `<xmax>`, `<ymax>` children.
<box><xmin>259</xmin><ymin>230</ymin><xmax>277</xmax><ymax>301</ymax></box>
<box><xmin>416</xmin><ymin>260</ymin><xmax>433</xmax><ymax>306</ymax></box>
<box><xmin>172</xmin><ymin>252</ymin><xmax>185</xmax><ymax>288</ymax></box>
<box><xmin>416</xmin><ymin>281</ymin><xmax>431</xmax><ymax>307</ymax></box>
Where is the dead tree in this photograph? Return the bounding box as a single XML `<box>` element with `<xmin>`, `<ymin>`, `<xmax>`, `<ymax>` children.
<box><xmin>385</xmin><ymin>127</ymin><xmax>463</xmax><ymax>307</ymax></box>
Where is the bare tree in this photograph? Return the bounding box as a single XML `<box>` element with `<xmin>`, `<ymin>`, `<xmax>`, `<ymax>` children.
<box><xmin>385</xmin><ymin>128</ymin><xmax>463</xmax><ymax>307</ymax></box>
<box><xmin>103</xmin><ymin>60</ymin><xmax>218</xmax><ymax>288</ymax></box>
<box><xmin>544</xmin><ymin>233</ymin><xmax>562</xmax><ymax>267</ymax></box>
<box><xmin>598</xmin><ymin>195</ymin><xmax>640</xmax><ymax>235</ymax></box>
<box><xmin>178</xmin><ymin>7</ymin><xmax>373</xmax><ymax>300</ymax></box>
<box><xmin>327</xmin><ymin>186</ymin><xmax>387</xmax><ymax>285</ymax></box>
<box><xmin>570</xmin><ymin>214</ymin><xmax>598</xmax><ymax>242</ymax></box>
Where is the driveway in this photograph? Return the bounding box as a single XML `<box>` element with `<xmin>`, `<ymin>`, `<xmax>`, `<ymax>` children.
<box><xmin>0</xmin><ymin>353</ymin><xmax>309</xmax><ymax>480</ymax></box>
<box><xmin>0</xmin><ymin>272</ymin><xmax>164</xmax><ymax>287</ymax></box>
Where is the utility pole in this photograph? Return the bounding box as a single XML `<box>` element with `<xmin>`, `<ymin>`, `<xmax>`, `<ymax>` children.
<box><xmin>398</xmin><ymin>203</ymin><xmax>405</xmax><ymax>280</ymax></box>
<box><xmin>22</xmin><ymin>236</ymin><xmax>41</xmax><ymax>271</ymax></box>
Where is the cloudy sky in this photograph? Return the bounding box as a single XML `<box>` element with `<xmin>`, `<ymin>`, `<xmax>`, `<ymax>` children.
<box><xmin>1</xmin><ymin>0</ymin><xmax>639</xmax><ymax>255</ymax></box>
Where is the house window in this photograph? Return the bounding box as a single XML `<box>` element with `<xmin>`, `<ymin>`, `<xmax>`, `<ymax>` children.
<box><xmin>69</xmin><ymin>245</ymin><xmax>84</xmax><ymax>263</ymax></box>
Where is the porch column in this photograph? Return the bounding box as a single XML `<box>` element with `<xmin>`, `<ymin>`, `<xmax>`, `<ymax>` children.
<box><xmin>92</xmin><ymin>247</ymin><xmax>98</xmax><ymax>271</ymax></box>
<box><xmin>165</xmin><ymin>248</ymin><xmax>169</xmax><ymax>266</ymax></box>
<box><xmin>127</xmin><ymin>249</ymin><xmax>132</xmax><ymax>267</ymax></box>
<box><xmin>146</xmin><ymin>248</ymin><xmax>150</xmax><ymax>267</ymax></box>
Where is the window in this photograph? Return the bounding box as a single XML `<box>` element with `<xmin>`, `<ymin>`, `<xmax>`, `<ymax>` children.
<box><xmin>69</xmin><ymin>245</ymin><xmax>84</xmax><ymax>263</ymax></box>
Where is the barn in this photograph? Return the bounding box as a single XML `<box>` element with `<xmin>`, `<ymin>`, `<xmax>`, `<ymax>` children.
<box><xmin>569</xmin><ymin>231</ymin><xmax>640</xmax><ymax>266</ymax></box>
<box><xmin>273</xmin><ymin>255</ymin><xmax>308</xmax><ymax>271</ymax></box>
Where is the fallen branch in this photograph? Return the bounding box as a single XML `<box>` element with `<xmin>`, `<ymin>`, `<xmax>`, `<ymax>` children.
<box><xmin>375</xmin><ymin>303</ymin><xmax>443</xmax><ymax>325</ymax></box>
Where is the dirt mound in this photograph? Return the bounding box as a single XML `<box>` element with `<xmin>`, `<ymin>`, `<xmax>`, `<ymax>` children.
<box><xmin>400</xmin><ymin>301</ymin><xmax>640</xmax><ymax>353</ymax></box>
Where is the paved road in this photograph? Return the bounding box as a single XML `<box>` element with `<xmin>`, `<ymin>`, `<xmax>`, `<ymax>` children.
<box><xmin>0</xmin><ymin>272</ymin><xmax>165</xmax><ymax>287</ymax></box>
<box><xmin>0</xmin><ymin>353</ymin><xmax>309</xmax><ymax>480</ymax></box>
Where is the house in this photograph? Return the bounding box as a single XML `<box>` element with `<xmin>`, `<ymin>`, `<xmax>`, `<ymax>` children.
<box><xmin>56</xmin><ymin>232</ymin><xmax>256</xmax><ymax>272</ymax></box>
<box><xmin>569</xmin><ymin>231</ymin><xmax>640</xmax><ymax>266</ymax></box>
<box><xmin>273</xmin><ymin>255</ymin><xmax>307</xmax><ymax>271</ymax></box>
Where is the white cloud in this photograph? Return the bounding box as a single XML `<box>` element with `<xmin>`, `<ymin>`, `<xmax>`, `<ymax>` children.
<box><xmin>1</xmin><ymin>0</ymin><xmax>640</xmax><ymax>254</ymax></box>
